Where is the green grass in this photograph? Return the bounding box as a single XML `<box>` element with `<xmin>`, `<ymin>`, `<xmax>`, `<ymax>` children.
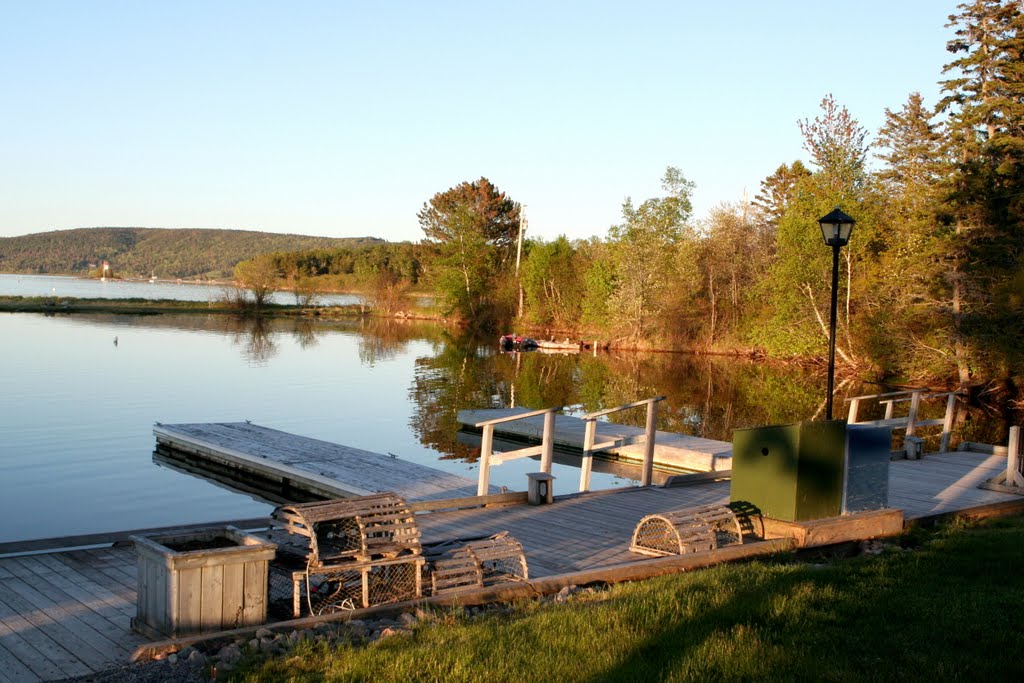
<box><xmin>233</xmin><ymin>517</ymin><xmax>1024</xmax><ymax>682</ymax></box>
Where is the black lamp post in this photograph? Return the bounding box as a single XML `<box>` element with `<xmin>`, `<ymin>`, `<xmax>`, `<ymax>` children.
<box><xmin>818</xmin><ymin>207</ymin><xmax>856</xmax><ymax>420</ymax></box>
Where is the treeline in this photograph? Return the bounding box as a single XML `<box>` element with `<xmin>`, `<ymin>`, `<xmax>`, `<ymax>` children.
<box><xmin>0</xmin><ymin>227</ymin><xmax>383</xmax><ymax>279</ymax></box>
<box><xmin>300</xmin><ymin>1</ymin><xmax>1020</xmax><ymax>390</ymax></box>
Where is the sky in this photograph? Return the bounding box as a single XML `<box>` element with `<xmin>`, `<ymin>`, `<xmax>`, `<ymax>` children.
<box><xmin>1</xmin><ymin>1</ymin><xmax>961</xmax><ymax>243</ymax></box>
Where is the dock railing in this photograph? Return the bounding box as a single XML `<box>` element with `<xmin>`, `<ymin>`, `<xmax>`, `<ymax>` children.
<box><xmin>472</xmin><ymin>396</ymin><xmax>667</xmax><ymax>497</ymax></box>
<box><xmin>844</xmin><ymin>390</ymin><xmax>957</xmax><ymax>455</ymax></box>
<box><xmin>474</xmin><ymin>406</ymin><xmax>561</xmax><ymax>496</ymax></box>
<box><xmin>579</xmin><ymin>396</ymin><xmax>666</xmax><ymax>492</ymax></box>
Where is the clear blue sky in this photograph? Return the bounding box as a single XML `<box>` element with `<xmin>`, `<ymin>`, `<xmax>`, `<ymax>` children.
<box><xmin>1</xmin><ymin>1</ymin><xmax>958</xmax><ymax>243</ymax></box>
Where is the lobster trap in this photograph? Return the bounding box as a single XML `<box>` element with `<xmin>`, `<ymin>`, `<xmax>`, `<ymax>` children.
<box><xmin>629</xmin><ymin>503</ymin><xmax>743</xmax><ymax>557</ymax></box>
<box><xmin>270</xmin><ymin>555</ymin><xmax>425</xmax><ymax>617</ymax></box>
<box><xmin>271</xmin><ymin>493</ymin><xmax>421</xmax><ymax>565</ymax></box>
<box><xmin>268</xmin><ymin>493</ymin><xmax>425</xmax><ymax>617</ymax></box>
<box><xmin>427</xmin><ymin>533</ymin><xmax>529</xmax><ymax>596</ymax></box>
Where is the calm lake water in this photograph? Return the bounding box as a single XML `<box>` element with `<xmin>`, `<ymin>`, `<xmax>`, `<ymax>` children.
<box><xmin>0</xmin><ymin>277</ymin><xmax>1015</xmax><ymax>545</ymax></box>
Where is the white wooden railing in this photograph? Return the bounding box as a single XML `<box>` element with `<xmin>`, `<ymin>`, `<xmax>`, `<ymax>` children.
<box><xmin>579</xmin><ymin>396</ymin><xmax>666</xmax><ymax>492</ymax></box>
<box><xmin>845</xmin><ymin>390</ymin><xmax>957</xmax><ymax>455</ymax></box>
<box><xmin>1003</xmin><ymin>426</ymin><xmax>1023</xmax><ymax>487</ymax></box>
<box><xmin>473</xmin><ymin>396</ymin><xmax>666</xmax><ymax>496</ymax></box>
<box><xmin>474</xmin><ymin>406</ymin><xmax>561</xmax><ymax>496</ymax></box>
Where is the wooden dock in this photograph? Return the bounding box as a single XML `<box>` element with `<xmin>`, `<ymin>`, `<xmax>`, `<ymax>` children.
<box><xmin>458</xmin><ymin>408</ymin><xmax>732</xmax><ymax>472</ymax></box>
<box><xmin>1</xmin><ymin>450</ymin><xmax>1022</xmax><ymax>681</ymax></box>
<box><xmin>153</xmin><ymin>422</ymin><xmax>488</xmax><ymax>501</ymax></box>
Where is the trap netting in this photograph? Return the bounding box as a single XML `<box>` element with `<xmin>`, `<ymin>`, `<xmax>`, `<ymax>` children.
<box><xmin>630</xmin><ymin>503</ymin><xmax>743</xmax><ymax>557</ymax></box>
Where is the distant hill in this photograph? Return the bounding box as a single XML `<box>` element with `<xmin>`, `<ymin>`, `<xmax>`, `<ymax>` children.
<box><xmin>0</xmin><ymin>227</ymin><xmax>385</xmax><ymax>279</ymax></box>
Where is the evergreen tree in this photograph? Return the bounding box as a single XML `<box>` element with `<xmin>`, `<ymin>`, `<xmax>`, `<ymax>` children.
<box><xmin>871</xmin><ymin>93</ymin><xmax>953</xmax><ymax>377</ymax></box>
<box><xmin>752</xmin><ymin>161</ymin><xmax>812</xmax><ymax>235</ymax></box>
<box><xmin>939</xmin><ymin>0</ymin><xmax>1024</xmax><ymax>385</ymax></box>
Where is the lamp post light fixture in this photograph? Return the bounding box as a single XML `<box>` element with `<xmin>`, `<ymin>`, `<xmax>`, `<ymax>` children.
<box><xmin>818</xmin><ymin>207</ymin><xmax>856</xmax><ymax>420</ymax></box>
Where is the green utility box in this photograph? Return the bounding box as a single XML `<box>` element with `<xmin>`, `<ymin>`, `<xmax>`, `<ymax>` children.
<box><xmin>731</xmin><ymin>420</ymin><xmax>847</xmax><ymax>522</ymax></box>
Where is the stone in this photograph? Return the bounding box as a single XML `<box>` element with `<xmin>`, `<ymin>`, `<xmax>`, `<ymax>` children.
<box><xmin>167</xmin><ymin>654</ymin><xmax>178</xmax><ymax>665</ymax></box>
<box><xmin>187</xmin><ymin>650</ymin><xmax>207</xmax><ymax>666</ymax></box>
<box><xmin>379</xmin><ymin>626</ymin><xmax>411</xmax><ymax>639</ymax></box>
<box><xmin>218</xmin><ymin>643</ymin><xmax>242</xmax><ymax>665</ymax></box>
<box><xmin>178</xmin><ymin>646</ymin><xmax>196</xmax><ymax>659</ymax></box>
<box><xmin>255</xmin><ymin>627</ymin><xmax>274</xmax><ymax>639</ymax></box>
<box><xmin>398</xmin><ymin>612</ymin><xmax>418</xmax><ymax>627</ymax></box>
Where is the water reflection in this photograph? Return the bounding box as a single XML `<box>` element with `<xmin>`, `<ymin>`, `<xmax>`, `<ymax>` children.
<box><xmin>227</xmin><ymin>317</ymin><xmax>277</xmax><ymax>365</ymax></box>
<box><xmin>356</xmin><ymin>318</ymin><xmax>431</xmax><ymax>366</ymax></box>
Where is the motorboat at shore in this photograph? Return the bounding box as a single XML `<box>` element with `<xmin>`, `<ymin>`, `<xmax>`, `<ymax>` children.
<box><xmin>498</xmin><ymin>334</ymin><xmax>539</xmax><ymax>352</ymax></box>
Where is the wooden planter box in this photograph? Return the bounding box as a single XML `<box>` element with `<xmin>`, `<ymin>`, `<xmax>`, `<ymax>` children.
<box><xmin>131</xmin><ymin>525</ymin><xmax>276</xmax><ymax>638</ymax></box>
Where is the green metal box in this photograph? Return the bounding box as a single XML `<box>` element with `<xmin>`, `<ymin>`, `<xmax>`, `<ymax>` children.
<box><xmin>731</xmin><ymin>420</ymin><xmax>847</xmax><ymax>521</ymax></box>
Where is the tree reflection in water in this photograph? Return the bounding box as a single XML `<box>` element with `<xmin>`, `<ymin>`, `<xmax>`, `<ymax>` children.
<box><xmin>408</xmin><ymin>334</ymin><xmax>842</xmax><ymax>463</ymax></box>
<box><xmin>227</xmin><ymin>316</ymin><xmax>277</xmax><ymax>366</ymax></box>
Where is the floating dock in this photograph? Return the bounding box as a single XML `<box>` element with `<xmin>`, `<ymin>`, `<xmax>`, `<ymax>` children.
<box><xmin>457</xmin><ymin>408</ymin><xmax>732</xmax><ymax>472</ymax></box>
<box><xmin>153</xmin><ymin>422</ymin><xmax>487</xmax><ymax>502</ymax></box>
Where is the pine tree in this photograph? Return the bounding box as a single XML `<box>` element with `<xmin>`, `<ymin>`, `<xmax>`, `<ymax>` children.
<box><xmin>939</xmin><ymin>0</ymin><xmax>1024</xmax><ymax>386</ymax></box>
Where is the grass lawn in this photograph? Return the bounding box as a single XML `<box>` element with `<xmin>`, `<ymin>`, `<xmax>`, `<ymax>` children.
<box><xmin>233</xmin><ymin>516</ymin><xmax>1024</xmax><ymax>682</ymax></box>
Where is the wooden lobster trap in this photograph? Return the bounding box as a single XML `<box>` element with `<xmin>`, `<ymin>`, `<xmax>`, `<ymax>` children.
<box><xmin>629</xmin><ymin>503</ymin><xmax>743</xmax><ymax>557</ymax></box>
<box><xmin>269</xmin><ymin>493</ymin><xmax>424</xmax><ymax>616</ymax></box>
<box><xmin>271</xmin><ymin>492</ymin><xmax>421</xmax><ymax>565</ymax></box>
<box><xmin>428</xmin><ymin>533</ymin><xmax>529</xmax><ymax>596</ymax></box>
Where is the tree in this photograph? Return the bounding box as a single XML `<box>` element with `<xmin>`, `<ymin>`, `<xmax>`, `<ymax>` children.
<box><xmin>521</xmin><ymin>237</ymin><xmax>584</xmax><ymax>330</ymax></box>
<box><xmin>752</xmin><ymin>161</ymin><xmax>812</xmax><ymax>234</ymax></box>
<box><xmin>939</xmin><ymin>0</ymin><xmax>1024</xmax><ymax>385</ymax></box>
<box><xmin>696</xmin><ymin>203</ymin><xmax>763</xmax><ymax>346</ymax></box>
<box><xmin>607</xmin><ymin>167</ymin><xmax>695</xmax><ymax>339</ymax></box>
<box><xmin>753</xmin><ymin>97</ymin><xmax>878</xmax><ymax>364</ymax></box>
<box><xmin>233</xmin><ymin>254</ymin><xmax>279</xmax><ymax>310</ymax></box>
<box><xmin>871</xmin><ymin>92</ymin><xmax>955</xmax><ymax>377</ymax></box>
<box><xmin>418</xmin><ymin>178</ymin><xmax>521</xmax><ymax>324</ymax></box>
<box><xmin>798</xmin><ymin>94</ymin><xmax>870</xmax><ymax>191</ymax></box>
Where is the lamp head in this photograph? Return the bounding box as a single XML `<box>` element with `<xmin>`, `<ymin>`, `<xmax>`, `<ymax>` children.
<box><xmin>818</xmin><ymin>207</ymin><xmax>856</xmax><ymax>247</ymax></box>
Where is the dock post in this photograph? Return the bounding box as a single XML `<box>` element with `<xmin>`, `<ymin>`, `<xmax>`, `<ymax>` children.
<box><xmin>1008</xmin><ymin>426</ymin><xmax>1023</xmax><ymax>487</ymax></box>
<box><xmin>478</xmin><ymin>424</ymin><xmax>494</xmax><ymax>496</ymax></box>
<box><xmin>940</xmin><ymin>393</ymin><xmax>957</xmax><ymax>453</ymax></box>
<box><xmin>580</xmin><ymin>419</ymin><xmax>596</xmax><ymax>492</ymax></box>
<box><xmin>847</xmin><ymin>398</ymin><xmax>861</xmax><ymax>424</ymax></box>
<box><xmin>540</xmin><ymin>410</ymin><xmax>555</xmax><ymax>473</ymax></box>
<box><xmin>641</xmin><ymin>400</ymin><xmax>658</xmax><ymax>486</ymax></box>
<box><xmin>905</xmin><ymin>391</ymin><xmax>921</xmax><ymax>437</ymax></box>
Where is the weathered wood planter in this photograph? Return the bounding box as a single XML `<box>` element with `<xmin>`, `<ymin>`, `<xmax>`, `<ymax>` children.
<box><xmin>131</xmin><ymin>525</ymin><xmax>276</xmax><ymax>638</ymax></box>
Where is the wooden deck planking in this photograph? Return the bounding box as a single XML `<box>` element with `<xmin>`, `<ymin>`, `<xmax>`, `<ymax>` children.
<box><xmin>889</xmin><ymin>452</ymin><xmax>1016</xmax><ymax>519</ymax></box>
<box><xmin>154</xmin><ymin>422</ymin><xmax>488</xmax><ymax>501</ymax></box>
<box><xmin>0</xmin><ymin>592</ymin><xmax>93</xmax><ymax>679</ymax></box>
<box><xmin>0</xmin><ymin>449</ymin><xmax>1020</xmax><ymax>681</ymax></box>
<box><xmin>0</xmin><ymin>576</ymin><xmax>129</xmax><ymax>663</ymax></box>
<box><xmin>458</xmin><ymin>408</ymin><xmax>733</xmax><ymax>472</ymax></box>
<box><xmin>10</xmin><ymin>560</ymin><xmax>139</xmax><ymax>646</ymax></box>
<box><xmin>32</xmin><ymin>554</ymin><xmax>136</xmax><ymax>620</ymax></box>
<box><xmin>0</xmin><ymin>619</ymin><xmax>67</xmax><ymax>683</ymax></box>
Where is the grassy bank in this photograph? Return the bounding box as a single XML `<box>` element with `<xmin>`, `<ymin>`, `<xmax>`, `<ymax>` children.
<box><xmin>233</xmin><ymin>517</ymin><xmax>1024</xmax><ymax>682</ymax></box>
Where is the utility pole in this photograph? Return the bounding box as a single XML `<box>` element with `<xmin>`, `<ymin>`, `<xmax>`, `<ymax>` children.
<box><xmin>515</xmin><ymin>205</ymin><xmax>527</xmax><ymax>319</ymax></box>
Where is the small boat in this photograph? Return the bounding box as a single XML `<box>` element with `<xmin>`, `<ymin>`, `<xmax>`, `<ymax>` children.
<box><xmin>499</xmin><ymin>334</ymin><xmax>539</xmax><ymax>352</ymax></box>
<box><xmin>536</xmin><ymin>339</ymin><xmax>585</xmax><ymax>351</ymax></box>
